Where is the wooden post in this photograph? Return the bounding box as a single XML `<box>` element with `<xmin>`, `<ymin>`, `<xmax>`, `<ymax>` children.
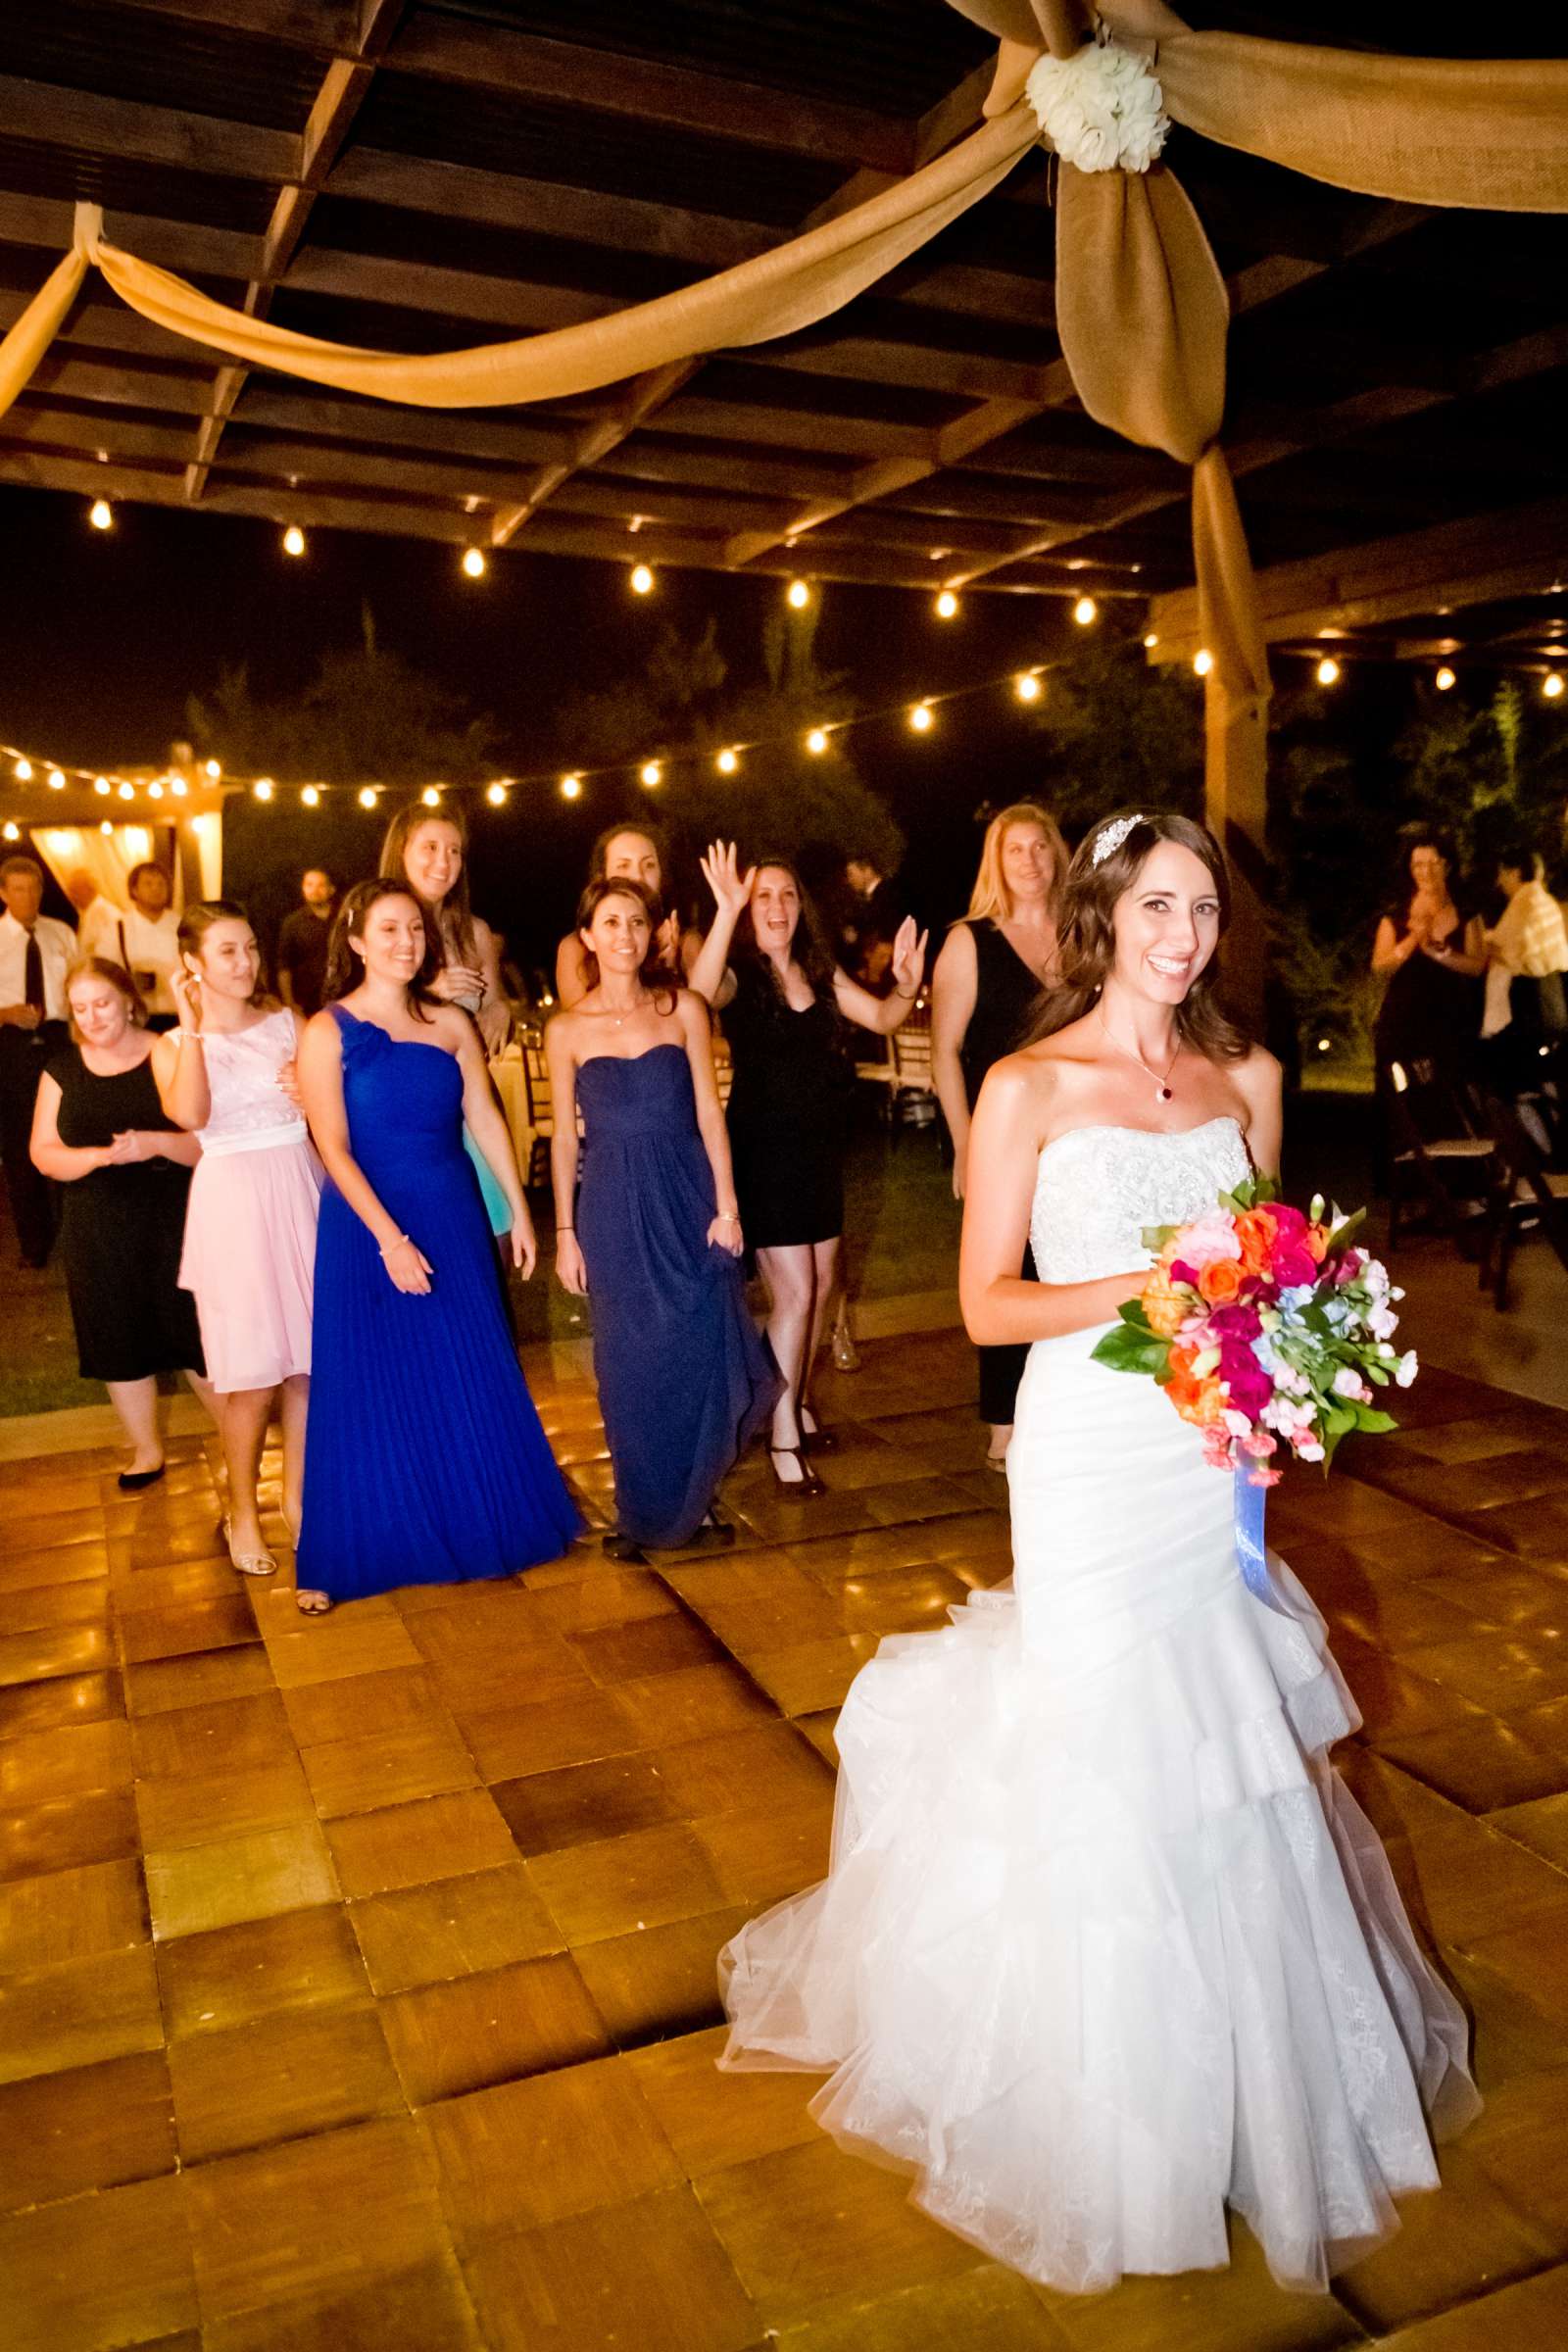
<box><xmin>1205</xmin><ymin>672</ymin><xmax>1270</xmax><ymax>1041</ymax></box>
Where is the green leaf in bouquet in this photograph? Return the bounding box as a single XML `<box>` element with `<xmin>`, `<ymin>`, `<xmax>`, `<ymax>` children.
<box><xmin>1353</xmin><ymin>1406</ymin><xmax>1397</xmax><ymax>1435</ymax></box>
<box><xmin>1325</xmin><ymin>1403</ymin><xmax>1356</xmax><ymax>1439</ymax></box>
<box><xmin>1092</xmin><ymin>1324</ymin><xmax>1170</xmax><ymax>1376</ymax></box>
<box><xmin>1141</xmin><ymin>1223</ymin><xmax>1181</xmax><ymax>1253</ymax></box>
<box><xmin>1325</xmin><ymin>1206</ymin><xmax>1367</xmax><ymax>1255</ymax></box>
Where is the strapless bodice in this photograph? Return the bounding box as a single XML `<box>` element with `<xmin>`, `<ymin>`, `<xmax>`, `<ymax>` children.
<box><xmin>575</xmin><ymin>1042</ymin><xmax>695</xmax><ymax>1137</ymax></box>
<box><xmin>1029</xmin><ymin>1116</ymin><xmax>1251</xmax><ymax>1283</ymax></box>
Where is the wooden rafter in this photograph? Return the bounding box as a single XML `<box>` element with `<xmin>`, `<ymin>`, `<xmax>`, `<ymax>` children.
<box><xmin>182</xmin><ymin>0</ymin><xmax>407</xmax><ymax>502</ymax></box>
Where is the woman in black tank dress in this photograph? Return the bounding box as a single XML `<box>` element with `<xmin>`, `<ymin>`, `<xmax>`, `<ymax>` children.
<box><xmin>691</xmin><ymin>844</ymin><xmax>927</xmax><ymax>1494</ymax></box>
<box><xmin>28</xmin><ymin>957</ymin><xmax>211</xmax><ymax>1489</ymax></box>
<box><xmin>931</xmin><ymin>802</ymin><xmax>1065</xmax><ymax>1465</ymax></box>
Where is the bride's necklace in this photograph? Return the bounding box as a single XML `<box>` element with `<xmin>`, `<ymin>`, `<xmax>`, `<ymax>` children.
<box><xmin>1098</xmin><ymin>1008</ymin><xmax>1179</xmax><ymax>1103</ymax></box>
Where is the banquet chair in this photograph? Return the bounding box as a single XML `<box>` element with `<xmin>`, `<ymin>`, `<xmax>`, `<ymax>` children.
<box><xmin>1385</xmin><ymin>1058</ymin><xmax>1496</xmax><ymax>1255</ymax></box>
<box><xmin>1476</xmin><ymin>1091</ymin><xmax>1568</xmax><ymax>1310</ymax></box>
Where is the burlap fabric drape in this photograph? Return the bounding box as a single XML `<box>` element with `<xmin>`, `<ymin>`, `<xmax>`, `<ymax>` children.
<box><xmin>2</xmin><ymin>5</ymin><xmax>1565</xmax><ymax>729</ymax></box>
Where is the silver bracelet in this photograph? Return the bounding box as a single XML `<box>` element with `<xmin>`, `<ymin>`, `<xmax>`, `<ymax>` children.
<box><xmin>378</xmin><ymin>1233</ymin><xmax>410</xmax><ymax>1259</ymax></box>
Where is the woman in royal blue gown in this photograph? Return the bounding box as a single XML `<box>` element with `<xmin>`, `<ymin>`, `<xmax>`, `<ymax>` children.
<box><xmin>294</xmin><ymin>880</ymin><xmax>580</xmax><ymax>1612</ymax></box>
<box><xmin>546</xmin><ymin>877</ymin><xmax>780</xmax><ymax>1561</ymax></box>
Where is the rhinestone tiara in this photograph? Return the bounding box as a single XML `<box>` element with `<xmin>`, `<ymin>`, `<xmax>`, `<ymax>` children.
<box><xmin>1090</xmin><ymin>813</ymin><xmax>1145</xmax><ymax>867</ymax></box>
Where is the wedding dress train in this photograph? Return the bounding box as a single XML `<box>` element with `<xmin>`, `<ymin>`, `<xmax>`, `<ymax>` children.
<box><xmin>719</xmin><ymin>1117</ymin><xmax>1479</xmax><ymax>2295</ymax></box>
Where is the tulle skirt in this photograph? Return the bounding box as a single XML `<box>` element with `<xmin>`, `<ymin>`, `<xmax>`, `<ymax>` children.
<box><xmin>719</xmin><ymin>1324</ymin><xmax>1480</xmax><ymax>2296</ymax></box>
<box><xmin>177</xmin><ymin>1138</ymin><xmax>320</xmax><ymax>1394</ymax></box>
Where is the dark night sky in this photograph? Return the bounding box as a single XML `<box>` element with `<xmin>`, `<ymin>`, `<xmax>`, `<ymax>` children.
<box><xmin>0</xmin><ymin>484</ymin><xmax>1120</xmax><ymax>967</ymax></box>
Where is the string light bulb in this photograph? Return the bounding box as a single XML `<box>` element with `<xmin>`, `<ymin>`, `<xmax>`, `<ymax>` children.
<box><xmin>486</xmin><ymin>781</ymin><xmax>509</xmax><ymax>807</ymax></box>
<box><xmin>2</xmin><ymin>821</ymin><xmax>18</xmax><ymax>842</ymax></box>
<box><xmin>88</xmin><ymin>498</ymin><xmax>113</xmax><ymax>531</ymax></box>
<box><xmin>562</xmin><ymin>773</ymin><xmax>583</xmax><ymax>800</ymax></box>
<box><xmin>1194</xmin><ymin>648</ymin><xmax>1214</xmax><ymax>677</ymax></box>
<box><xmin>1143</xmin><ymin>632</ymin><xmax>1159</xmax><ymax>650</ymax></box>
<box><xmin>806</xmin><ymin>727</ymin><xmax>829</xmax><ymax>755</ymax></box>
<box><xmin>99</xmin><ymin>818</ymin><xmax>113</xmax><ymax>835</ymax></box>
<box><xmin>253</xmin><ymin>778</ymin><xmax>273</xmax><ymax>802</ymax></box>
<box><xmin>1014</xmin><ymin>673</ymin><xmax>1042</xmax><ymax>704</ymax></box>
<box><xmin>359</xmin><ymin>787</ymin><xmax>379</xmax><ymax>809</ymax></box>
<box><xmin>1072</xmin><ymin>596</ymin><xmax>1098</xmax><ymax>627</ymax></box>
<box><xmin>301</xmin><ymin>786</ymin><xmax>320</xmax><ymax>808</ymax></box>
<box><xmin>13</xmin><ymin>757</ymin><xmax>31</xmax><ymax>782</ymax></box>
<box><xmin>1544</xmin><ymin>671</ymin><xmax>1565</xmax><ymax>701</ymax></box>
<box><xmin>786</xmin><ymin>579</ymin><xmax>810</xmax><ymax>610</ymax></box>
<box><xmin>639</xmin><ymin>761</ymin><xmax>662</xmax><ymax>788</ymax></box>
<box><xmin>1316</xmin><ymin>656</ymin><xmax>1341</xmax><ymax>686</ymax></box>
<box><xmin>461</xmin><ymin>547</ymin><xmax>486</xmax><ymax>580</ymax></box>
<box><xmin>147</xmin><ymin>781</ymin><xmax>164</xmax><ymax>800</ymax></box>
<box><xmin>420</xmin><ymin>786</ymin><xmax>442</xmax><ymax>807</ymax></box>
<box><xmin>48</xmin><ymin>768</ymin><xmax>65</xmax><ymax>791</ymax></box>
<box><xmin>630</xmin><ymin>563</ymin><xmax>655</xmax><ymax>595</ymax></box>
<box><xmin>934</xmin><ymin>590</ymin><xmax>958</xmax><ymax>619</ymax></box>
<box><xmin>716</xmin><ymin>748</ymin><xmax>739</xmax><ymax>775</ymax></box>
<box><xmin>117</xmin><ymin>781</ymin><xmax>134</xmax><ymax>801</ymax></box>
<box><xmin>170</xmin><ymin>778</ymin><xmax>187</xmax><ymax>798</ymax></box>
<box><xmin>282</xmin><ymin>524</ymin><xmax>306</xmax><ymax>558</ymax></box>
<box><xmin>93</xmin><ymin>776</ymin><xmax>110</xmax><ymax>796</ymax></box>
<box><xmin>1435</xmin><ymin>666</ymin><xmax>1456</xmax><ymax>692</ymax></box>
<box><xmin>908</xmin><ymin>701</ymin><xmax>934</xmax><ymax>733</ymax></box>
<box><xmin>204</xmin><ymin>759</ymin><xmax>220</xmax><ymax>779</ymax></box>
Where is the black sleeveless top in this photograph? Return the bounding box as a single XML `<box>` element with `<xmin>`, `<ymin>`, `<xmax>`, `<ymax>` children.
<box><xmin>959</xmin><ymin>920</ymin><xmax>1048</xmax><ymax>1109</ymax></box>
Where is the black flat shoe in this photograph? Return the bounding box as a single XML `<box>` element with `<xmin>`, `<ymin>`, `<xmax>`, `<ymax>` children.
<box><xmin>603</xmin><ymin>1531</ymin><xmax>648</xmax><ymax>1563</ymax></box>
<box><xmin>680</xmin><ymin>1510</ymin><xmax>735</xmax><ymax>1551</ymax></box>
<box><xmin>769</xmin><ymin>1446</ymin><xmax>826</xmax><ymax>1497</ymax></box>
<box><xmin>117</xmin><ymin>1463</ymin><xmax>167</xmax><ymax>1493</ymax></box>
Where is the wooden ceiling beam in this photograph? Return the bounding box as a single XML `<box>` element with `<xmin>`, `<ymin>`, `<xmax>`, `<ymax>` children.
<box><xmin>382</xmin><ymin>19</ymin><xmax>916</xmax><ymax>175</ymax></box>
<box><xmin>49</xmin><ymin>0</ymin><xmax>362</xmax><ymax>52</ymax></box>
<box><xmin>0</xmin><ymin>74</ymin><xmax>299</xmax><ymax>185</ymax></box>
<box><xmin>231</xmin><ymin>389</ymin><xmax>571</xmax><ymax>467</ymax></box>
<box><xmin>182</xmin><ymin>0</ymin><xmax>406</xmax><ymax>502</ymax></box>
<box><xmin>1147</xmin><ymin>496</ymin><xmax>1568</xmax><ymax>659</ymax></box>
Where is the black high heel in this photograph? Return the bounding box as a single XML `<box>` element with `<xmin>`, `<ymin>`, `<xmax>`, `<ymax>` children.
<box><xmin>799</xmin><ymin>1410</ymin><xmax>839</xmax><ymax>1456</ymax></box>
<box><xmin>769</xmin><ymin>1446</ymin><xmax>826</xmax><ymax>1497</ymax></box>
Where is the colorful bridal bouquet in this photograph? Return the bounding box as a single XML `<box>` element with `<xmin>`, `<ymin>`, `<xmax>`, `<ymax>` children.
<box><xmin>1092</xmin><ymin>1178</ymin><xmax>1417</xmax><ymax>1486</ymax></box>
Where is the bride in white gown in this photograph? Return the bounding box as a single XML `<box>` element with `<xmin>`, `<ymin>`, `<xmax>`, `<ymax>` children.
<box><xmin>719</xmin><ymin>810</ymin><xmax>1479</xmax><ymax>2297</ymax></box>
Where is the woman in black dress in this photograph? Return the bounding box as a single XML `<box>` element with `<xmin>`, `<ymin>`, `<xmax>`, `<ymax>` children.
<box><xmin>931</xmin><ymin>802</ymin><xmax>1065</xmax><ymax>1467</ymax></box>
<box><xmin>29</xmin><ymin>958</ymin><xmax>212</xmax><ymax>1489</ymax></box>
<box><xmin>691</xmin><ymin>843</ymin><xmax>926</xmax><ymax>1492</ymax></box>
<box><xmin>1371</xmin><ymin>832</ymin><xmax>1488</xmax><ymax>1178</ymax></box>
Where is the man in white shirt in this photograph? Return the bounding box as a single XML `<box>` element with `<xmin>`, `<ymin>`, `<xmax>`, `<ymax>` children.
<box><xmin>112</xmin><ymin>860</ymin><xmax>181</xmax><ymax>1024</ymax></box>
<box><xmin>64</xmin><ymin>867</ymin><xmax>121</xmax><ymax>961</ymax></box>
<box><xmin>0</xmin><ymin>854</ymin><xmax>75</xmax><ymax>1265</ymax></box>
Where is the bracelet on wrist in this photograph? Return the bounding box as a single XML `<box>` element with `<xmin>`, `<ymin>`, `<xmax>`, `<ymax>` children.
<box><xmin>556</xmin><ymin>1226</ymin><xmax>574</xmax><ymax>1236</ymax></box>
<box><xmin>378</xmin><ymin>1233</ymin><xmax>410</xmax><ymax>1260</ymax></box>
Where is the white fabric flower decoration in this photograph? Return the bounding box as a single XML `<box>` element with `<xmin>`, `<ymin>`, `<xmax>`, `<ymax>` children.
<box><xmin>1025</xmin><ymin>39</ymin><xmax>1170</xmax><ymax>174</ymax></box>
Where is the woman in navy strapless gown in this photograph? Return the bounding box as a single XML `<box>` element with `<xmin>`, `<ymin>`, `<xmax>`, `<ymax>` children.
<box><xmin>295</xmin><ymin>881</ymin><xmax>580</xmax><ymax>1612</ymax></box>
<box><xmin>546</xmin><ymin>878</ymin><xmax>780</xmax><ymax>1559</ymax></box>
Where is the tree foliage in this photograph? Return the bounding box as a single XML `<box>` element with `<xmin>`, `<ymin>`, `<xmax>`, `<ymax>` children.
<box><xmin>1015</xmin><ymin>639</ymin><xmax>1205</xmax><ymax>836</ymax></box>
<box><xmin>186</xmin><ymin>604</ymin><xmax>500</xmax><ymax>788</ymax></box>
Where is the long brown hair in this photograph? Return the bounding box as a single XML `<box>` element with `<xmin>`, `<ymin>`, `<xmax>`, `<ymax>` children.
<box><xmin>573</xmin><ymin>878</ymin><xmax>678</xmax><ymax>1010</ymax></box>
<box><xmin>734</xmin><ymin>854</ymin><xmax>838</xmax><ymax>1010</ymax></box>
<box><xmin>1025</xmin><ymin>809</ymin><xmax>1249</xmax><ymax>1060</ymax></box>
<box><xmin>323</xmin><ymin>879</ymin><xmax>442</xmax><ymax>1018</ymax></box>
<box><xmin>378</xmin><ymin>801</ymin><xmax>477</xmax><ymax>966</ymax></box>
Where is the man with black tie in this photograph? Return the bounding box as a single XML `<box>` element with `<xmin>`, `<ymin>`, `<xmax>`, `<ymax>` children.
<box><xmin>0</xmin><ymin>854</ymin><xmax>75</xmax><ymax>1266</ymax></box>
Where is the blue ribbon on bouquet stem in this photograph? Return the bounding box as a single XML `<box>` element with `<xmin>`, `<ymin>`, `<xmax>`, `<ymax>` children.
<box><xmin>1234</xmin><ymin>1468</ymin><xmax>1289</xmax><ymax>1616</ymax></box>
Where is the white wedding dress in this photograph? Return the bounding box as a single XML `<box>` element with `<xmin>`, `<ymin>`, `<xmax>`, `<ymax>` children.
<box><xmin>719</xmin><ymin>1117</ymin><xmax>1479</xmax><ymax>2296</ymax></box>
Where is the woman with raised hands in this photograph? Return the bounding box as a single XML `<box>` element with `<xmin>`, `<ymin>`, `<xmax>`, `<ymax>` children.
<box><xmin>690</xmin><ymin>841</ymin><xmax>927</xmax><ymax>1493</ymax></box>
<box><xmin>547</xmin><ymin>876</ymin><xmax>780</xmax><ymax>1561</ymax></box>
<box><xmin>293</xmin><ymin>878</ymin><xmax>579</xmax><ymax>1614</ymax></box>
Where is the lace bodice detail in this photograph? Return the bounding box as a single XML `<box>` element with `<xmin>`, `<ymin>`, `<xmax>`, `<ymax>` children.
<box><xmin>1030</xmin><ymin>1117</ymin><xmax>1251</xmax><ymax>1283</ymax></box>
<box><xmin>196</xmin><ymin>1007</ymin><xmax>306</xmax><ymax>1143</ymax></box>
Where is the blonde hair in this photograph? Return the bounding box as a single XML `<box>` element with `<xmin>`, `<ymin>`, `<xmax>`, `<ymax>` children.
<box><xmin>65</xmin><ymin>956</ymin><xmax>147</xmax><ymax>1040</ymax></box>
<box><xmin>966</xmin><ymin>803</ymin><xmax>1068</xmax><ymax>925</ymax></box>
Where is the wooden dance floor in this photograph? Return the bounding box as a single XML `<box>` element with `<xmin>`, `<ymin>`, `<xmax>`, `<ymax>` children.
<box><xmin>3</xmin><ymin>1329</ymin><xmax>1568</xmax><ymax>2350</ymax></box>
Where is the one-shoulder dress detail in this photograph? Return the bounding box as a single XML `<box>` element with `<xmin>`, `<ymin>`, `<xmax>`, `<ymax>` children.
<box><xmin>296</xmin><ymin>1007</ymin><xmax>580</xmax><ymax>1601</ymax></box>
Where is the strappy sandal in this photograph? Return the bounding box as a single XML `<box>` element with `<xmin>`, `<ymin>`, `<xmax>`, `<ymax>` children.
<box><xmin>294</xmin><ymin>1589</ymin><xmax>333</xmax><ymax>1616</ymax></box>
<box><xmin>219</xmin><ymin>1514</ymin><xmax>277</xmax><ymax>1579</ymax></box>
<box><xmin>769</xmin><ymin>1446</ymin><xmax>826</xmax><ymax>1497</ymax></box>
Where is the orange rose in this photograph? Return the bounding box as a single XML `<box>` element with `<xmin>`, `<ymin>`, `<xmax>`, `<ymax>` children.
<box><xmin>1303</xmin><ymin>1223</ymin><xmax>1330</xmax><ymax>1264</ymax></box>
<box><xmin>1233</xmin><ymin>1208</ymin><xmax>1278</xmax><ymax>1279</ymax></box>
<box><xmin>1167</xmin><ymin>1359</ymin><xmax>1226</xmax><ymax>1425</ymax></box>
<box><xmin>1142</xmin><ymin>1262</ymin><xmax>1190</xmax><ymax>1338</ymax></box>
<box><xmin>1198</xmin><ymin>1257</ymin><xmax>1243</xmax><ymax>1304</ymax></box>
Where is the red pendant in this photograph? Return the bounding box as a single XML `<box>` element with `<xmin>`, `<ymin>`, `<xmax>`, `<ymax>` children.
<box><xmin>1158</xmin><ymin>1085</ymin><xmax>1173</xmax><ymax>1102</ymax></box>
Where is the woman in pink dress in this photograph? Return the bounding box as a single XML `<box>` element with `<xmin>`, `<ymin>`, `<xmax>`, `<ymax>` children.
<box><xmin>154</xmin><ymin>902</ymin><xmax>321</xmax><ymax>1579</ymax></box>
